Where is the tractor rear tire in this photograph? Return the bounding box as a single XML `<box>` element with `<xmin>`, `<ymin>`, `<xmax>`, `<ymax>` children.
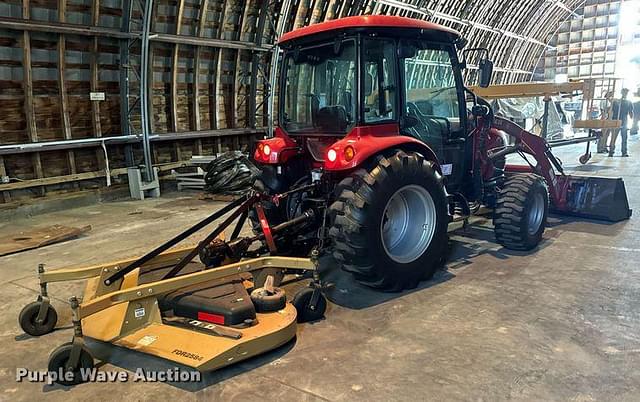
<box><xmin>494</xmin><ymin>173</ymin><xmax>549</xmax><ymax>250</ymax></box>
<box><xmin>329</xmin><ymin>150</ymin><xmax>448</xmax><ymax>292</ymax></box>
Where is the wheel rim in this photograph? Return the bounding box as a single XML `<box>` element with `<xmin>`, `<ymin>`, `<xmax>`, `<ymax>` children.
<box><xmin>527</xmin><ymin>192</ymin><xmax>545</xmax><ymax>235</ymax></box>
<box><xmin>380</xmin><ymin>185</ymin><xmax>437</xmax><ymax>264</ymax></box>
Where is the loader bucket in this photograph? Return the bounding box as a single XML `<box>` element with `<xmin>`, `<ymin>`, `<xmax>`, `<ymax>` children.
<box><xmin>553</xmin><ymin>175</ymin><xmax>632</xmax><ymax>222</ymax></box>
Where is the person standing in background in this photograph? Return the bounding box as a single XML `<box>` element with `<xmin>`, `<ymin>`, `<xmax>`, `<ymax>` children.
<box><xmin>608</xmin><ymin>88</ymin><xmax>634</xmax><ymax>157</ymax></box>
<box><xmin>597</xmin><ymin>91</ymin><xmax>614</xmax><ymax>153</ymax></box>
<box><xmin>632</xmin><ymin>88</ymin><xmax>640</xmax><ymax>136</ymax></box>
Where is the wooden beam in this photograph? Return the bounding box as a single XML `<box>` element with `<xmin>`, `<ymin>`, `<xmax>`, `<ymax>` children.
<box><xmin>193</xmin><ymin>0</ymin><xmax>209</xmax><ymax>156</ymax></box>
<box><xmin>192</xmin><ymin>0</ymin><xmax>209</xmax><ymax>133</ymax></box>
<box><xmin>171</xmin><ymin>0</ymin><xmax>186</xmax><ymax>161</ymax></box>
<box><xmin>216</xmin><ymin>0</ymin><xmax>231</xmax><ymax>129</ymax></box>
<box><xmin>0</xmin><ymin>17</ymin><xmax>134</xmax><ymax>38</ymax></box>
<box><xmin>150</xmin><ymin>33</ymin><xmax>272</xmax><ymax>51</ymax></box>
<box><xmin>170</xmin><ymin>0</ymin><xmax>184</xmax><ymax>133</ymax></box>
<box><xmin>22</xmin><ymin>1</ymin><xmax>44</xmax><ymax>195</ymax></box>
<box><xmin>58</xmin><ymin>0</ymin><xmax>78</xmax><ymax>183</ymax></box>
<box><xmin>233</xmin><ymin>0</ymin><xmax>252</xmax><ymax>131</ymax></box>
<box><xmin>90</xmin><ymin>0</ymin><xmax>102</xmax><ymax>139</ymax></box>
<box><xmin>249</xmin><ymin>0</ymin><xmax>269</xmax><ymax>128</ymax></box>
<box><xmin>148</xmin><ymin>41</ymin><xmax>155</xmax><ymax>136</ymax></box>
<box><xmin>90</xmin><ymin>0</ymin><xmax>104</xmax><ymax>173</ymax></box>
<box><xmin>0</xmin><ymin>156</ymin><xmax>10</xmax><ymax>203</ymax></box>
<box><xmin>0</xmin><ymin>18</ymin><xmax>274</xmax><ymax>50</ymax></box>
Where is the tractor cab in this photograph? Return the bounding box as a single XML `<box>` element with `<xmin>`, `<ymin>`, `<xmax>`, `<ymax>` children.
<box><xmin>261</xmin><ymin>15</ymin><xmax>492</xmax><ymax>191</ymax></box>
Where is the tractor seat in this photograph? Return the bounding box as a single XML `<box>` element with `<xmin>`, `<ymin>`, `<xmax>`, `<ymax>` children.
<box><xmin>159</xmin><ymin>275</ymin><xmax>256</xmax><ymax>326</ymax></box>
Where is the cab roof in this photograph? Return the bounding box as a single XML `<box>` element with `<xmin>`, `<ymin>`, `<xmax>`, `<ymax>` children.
<box><xmin>279</xmin><ymin>15</ymin><xmax>461</xmax><ymax>46</ymax></box>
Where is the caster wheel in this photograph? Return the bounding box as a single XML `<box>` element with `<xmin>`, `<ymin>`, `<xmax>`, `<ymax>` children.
<box><xmin>19</xmin><ymin>301</ymin><xmax>58</xmax><ymax>336</ymax></box>
<box><xmin>48</xmin><ymin>342</ymin><xmax>94</xmax><ymax>386</ymax></box>
<box><xmin>292</xmin><ymin>287</ymin><xmax>326</xmax><ymax>323</ymax></box>
<box><xmin>579</xmin><ymin>153</ymin><xmax>591</xmax><ymax>164</ymax></box>
<box><xmin>252</xmin><ymin>268</ymin><xmax>284</xmax><ymax>289</ymax></box>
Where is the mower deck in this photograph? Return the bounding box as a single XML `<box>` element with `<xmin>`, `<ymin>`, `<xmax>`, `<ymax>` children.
<box><xmin>78</xmin><ymin>259</ymin><xmax>300</xmax><ymax>371</ymax></box>
<box><xmin>19</xmin><ymin>245</ymin><xmax>319</xmax><ymax>384</ymax></box>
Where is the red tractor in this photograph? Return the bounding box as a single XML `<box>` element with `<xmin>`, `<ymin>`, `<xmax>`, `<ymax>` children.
<box><xmin>251</xmin><ymin>15</ymin><xmax>631</xmax><ymax>291</ymax></box>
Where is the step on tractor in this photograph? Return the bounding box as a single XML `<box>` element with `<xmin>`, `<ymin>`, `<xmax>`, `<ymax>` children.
<box><xmin>251</xmin><ymin>15</ymin><xmax>632</xmax><ymax>291</ymax></box>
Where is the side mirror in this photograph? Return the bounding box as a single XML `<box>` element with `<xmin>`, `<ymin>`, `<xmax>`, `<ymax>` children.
<box><xmin>462</xmin><ymin>47</ymin><xmax>493</xmax><ymax>87</ymax></box>
<box><xmin>479</xmin><ymin>58</ymin><xmax>493</xmax><ymax>88</ymax></box>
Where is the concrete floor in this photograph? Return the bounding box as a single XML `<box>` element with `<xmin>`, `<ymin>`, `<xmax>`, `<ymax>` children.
<box><xmin>1</xmin><ymin>138</ymin><xmax>639</xmax><ymax>401</ymax></box>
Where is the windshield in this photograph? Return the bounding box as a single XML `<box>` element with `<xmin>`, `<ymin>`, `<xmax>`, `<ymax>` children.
<box><xmin>282</xmin><ymin>39</ymin><xmax>357</xmax><ymax>134</ymax></box>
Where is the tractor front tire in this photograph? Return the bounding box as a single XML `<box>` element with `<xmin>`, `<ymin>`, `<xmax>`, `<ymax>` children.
<box><xmin>329</xmin><ymin>150</ymin><xmax>448</xmax><ymax>292</ymax></box>
<box><xmin>494</xmin><ymin>173</ymin><xmax>549</xmax><ymax>250</ymax></box>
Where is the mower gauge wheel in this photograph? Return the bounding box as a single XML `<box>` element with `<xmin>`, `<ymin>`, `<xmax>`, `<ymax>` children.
<box><xmin>251</xmin><ymin>286</ymin><xmax>287</xmax><ymax>313</ymax></box>
<box><xmin>292</xmin><ymin>287</ymin><xmax>327</xmax><ymax>323</ymax></box>
<box><xmin>18</xmin><ymin>301</ymin><xmax>58</xmax><ymax>336</ymax></box>
<box><xmin>252</xmin><ymin>268</ymin><xmax>285</xmax><ymax>289</ymax></box>
<box><xmin>47</xmin><ymin>342</ymin><xmax>94</xmax><ymax>386</ymax></box>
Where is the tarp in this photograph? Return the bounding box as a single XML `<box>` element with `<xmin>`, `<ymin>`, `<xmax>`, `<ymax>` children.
<box><xmin>491</xmin><ymin>97</ymin><xmax>566</xmax><ymax>139</ymax></box>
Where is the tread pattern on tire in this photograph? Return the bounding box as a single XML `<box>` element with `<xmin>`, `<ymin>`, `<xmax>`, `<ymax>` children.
<box><xmin>494</xmin><ymin>173</ymin><xmax>548</xmax><ymax>250</ymax></box>
<box><xmin>328</xmin><ymin>149</ymin><xmax>446</xmax><ymax>291</ymax></box>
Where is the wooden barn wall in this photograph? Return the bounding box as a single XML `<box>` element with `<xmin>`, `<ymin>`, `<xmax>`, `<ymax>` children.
<box><xmin>0</xmin><ymin>0</ymin><xmax>584</xmax><ymax>204</ymax></box>
<box><xmin>0</xmin><ymin>0</ymin><xmax>278</xmax><ymax>204</ymax></box>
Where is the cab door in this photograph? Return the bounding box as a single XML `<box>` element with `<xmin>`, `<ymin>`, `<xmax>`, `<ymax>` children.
<box><xmin>400</xmin><ymin>42</ymin><xmax>468</xmax><ymax>189</ymax></box>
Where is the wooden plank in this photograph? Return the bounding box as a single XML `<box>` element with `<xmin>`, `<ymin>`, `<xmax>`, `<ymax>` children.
<box><xmin>0</xmin><ymin>170</ymin><xmax>124</xmax><ymax>191</ymax></box>
<box><xmin>573</xmin><ymin>119</ymin><xmax>622</xmax><ymax>129</ymax></box>
<box><xmin>0</xmin><ymin>225</ymin><xmax>92</xmax><ymax>257</ymax></box>
<box><xmin>0</xmin><ymin>162</ymin><xmax>187</xmax><ymax>192</ymax></box>
<box><xmin>469</xmin><ymin>81</ymin><xmax>587</xmax><ymax>99</ymax></box>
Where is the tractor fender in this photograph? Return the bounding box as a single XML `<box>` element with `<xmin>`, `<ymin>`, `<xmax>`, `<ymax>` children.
<box><xmin>253</xmin><ymin>128</ymin><xmax>301</xmax><ymax>164</ymax></box>
<box><xmin>323</xmin><ymin>124</ymin><xmax>441</xmax><ymax>173</ymax></box>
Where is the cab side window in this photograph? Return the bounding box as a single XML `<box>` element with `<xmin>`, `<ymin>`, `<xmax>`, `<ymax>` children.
<box><xmin>363</xmin><ymin>38</ymin><xmax>397</xmax><ymax>123</ymax></box>
<box><xmin>403</xmin><ymin>46</ymin><xmax>462</xmax><ymax>155</ymax></box>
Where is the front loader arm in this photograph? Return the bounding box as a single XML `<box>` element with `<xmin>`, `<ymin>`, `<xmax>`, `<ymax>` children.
<box><xmin>488</xmin><ymin>116</ymin><xmax>631</xmax><ymax>222</ymax></box>
<box><xmin>490</xmin><ymin>116</ymin><xmax>568</xmax><ymax>208</ymax></box>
